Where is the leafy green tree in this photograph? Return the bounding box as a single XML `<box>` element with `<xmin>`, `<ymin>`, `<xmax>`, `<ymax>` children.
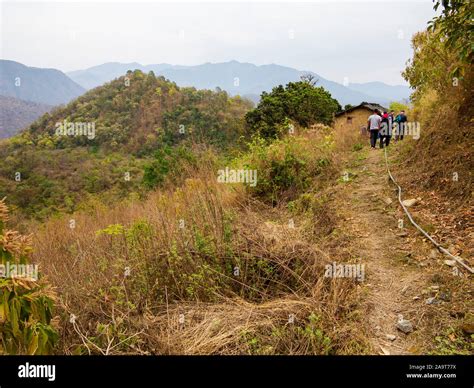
<box><xmin>404</xmin><ymin>1</ymin><xmax>473</xmax><ymax>101</ymax></box>
<box><xmin>429</xmin><ymin>0</ymin><xmax>473</xmax><ymax>72</ymax></box>
<box><xmin>403</xmin><ymin>30</ymin><xmax>460</xmax><ymax>103</ymax></box>
<box><xmin>389</xmin><ymin>102</ymin><xmax>409</xmax><ymax>113</ymax></box>
<box><xmin>245</xmin><ymin>81</ymin><xmax>340</xmax><ymax>139</ymax></box>
<box><xmin>245</xmin><ymin>86</ymin><xmax>288</xmax><ymax>138</ymax></box>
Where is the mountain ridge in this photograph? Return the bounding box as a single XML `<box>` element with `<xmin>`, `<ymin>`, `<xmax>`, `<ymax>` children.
<box><xmin>0</xmin><ymin>60</ymin><xmax>86</xmax><ymax>105</ymax></box>
<box><xmin>67</xmin><ymin>61</ymin><xmax>411</xmax><ymax>106</ymax></box>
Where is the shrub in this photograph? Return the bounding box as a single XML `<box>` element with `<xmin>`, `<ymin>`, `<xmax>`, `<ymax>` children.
<box><xmin>241</xmin><ymin>131</ymin><xmax>334</xmax><ymax>204</ymax></box>
<box><xmin>142</xmin><ymin>145</ymin><xmax>197</xmax><ymax>189</ymax></box>
<box><xmin>0</xmin><ymin>199</ymin><xmax>58</xmax><ymax>354</ymax></box>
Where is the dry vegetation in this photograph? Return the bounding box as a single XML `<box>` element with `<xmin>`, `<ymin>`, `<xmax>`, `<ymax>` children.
<box><xmin>397</xmin><ymin>70</ymin><xmax>473</xmax><ymax>206</ymax></box>
<box><xmin>29</xmin><ymin>128</ymin><xmax>370</xmax><ymax>355</ymax></box>
<box><xmin>382</xmin><ymin>55</ymin><xmax>473</xmax><ymax>354</ymax></box>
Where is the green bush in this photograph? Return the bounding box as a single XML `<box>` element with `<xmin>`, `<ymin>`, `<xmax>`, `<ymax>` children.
<box><xmin>241</xmin><ymin>133</ymin><xmax>334</xmax><ymax>204</ymax></box>
<box><xmin>0</xmin><ymin>199</ymin><xmax>58</xmax><ymax>354</ymax></box>
<box><xmin>142</xmin><ymin>145</ymin><xmax>197</xmax><ymax>189</ymax></box>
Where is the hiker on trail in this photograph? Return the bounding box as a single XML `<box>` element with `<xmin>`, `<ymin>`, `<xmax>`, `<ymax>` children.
<box><xmin>387</xmin><ymin>110</ymin><xmax>395</xmax><ymax>143</ymax></box>
<box><xmin>379</xmin><ymin>111</ymin><xmax>390</xmax><ymax>148</ymax></box>
<box><xmin>367</xmin><ymin>109</ymin><xmax>382</xmax><ymax>149</ymax></box>
<box><xmin>388</xmin><ymin>110</ymin><xmax>395</xmax><ymax>130</ymax></box>
<box><xmin>394</xmin><ymin>112</ymin><xmax>401</xmax><ymax>140</ymax></box>
<box><xmin>394</xmin><ymin>110</ymin><xmax>407</xmax><ymax>141</ymax></box>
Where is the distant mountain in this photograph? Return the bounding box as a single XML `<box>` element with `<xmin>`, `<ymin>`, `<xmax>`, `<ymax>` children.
<box><xmin>347</xmin><ymin>82</ymin><xmax>411</xmax><ymax>104</ymax></box>
<box><xmin>67</xmin><ymin>62</ymin><xmax>188</xmax><ymax>90</ymax></box>
<box><xmin>68</xmin><ymin>61</ymin><xmax>411</xmax><ymax>106</ymax></box>
<box><xmin>0</xmin><ymin>60</ymin><xmax>85</xmax><ymax>106</ymax></box>
<box><xmin>0</xmin><ymin>95</ymin><xmax>51</xmax><ymax>139</ymax></box>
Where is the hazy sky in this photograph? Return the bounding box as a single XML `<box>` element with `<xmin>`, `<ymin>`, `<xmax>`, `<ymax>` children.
<box><xmin>1</xmin><ymin>0</ymin><xmax>437</xmax><ymax>85</ymax></box>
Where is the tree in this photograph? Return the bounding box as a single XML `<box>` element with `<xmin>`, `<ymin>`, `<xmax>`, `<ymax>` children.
<box><xmin>389</xmin><ymin>102</ymin><xmax>408</xmax><ymax>113</ymax></box>
<box><xmin>428</xmin><ymin>0</ymin><xmax>473</xmax><ymax>75</ymax></box>
<box><xmin>245</xmin><ymin>81</ymin><xmax>340</xmax><ymax>139</ymax></box>
<box><xmin>402</xmin><ymin>30</ymin><xmax>459</xmax><ymax>103</ymax></box>
<box><xmin>300</xmin><ymin>74</ymin><xmax>318</xmax><ymax>86</ymax></box>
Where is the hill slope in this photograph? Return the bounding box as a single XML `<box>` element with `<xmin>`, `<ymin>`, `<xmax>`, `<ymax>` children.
<box><xmin>0</xmin><ymin>95</ymin><xmax>52</xmax><ymax>138</ymax></box>
<box><xmin>0</xmin><ymin>60</ymin><xmax>85</xmax><ymax>105</ymax></box>
<box><xmin>0</xmin><ymin>70</ymin><xmax>253</xmax><ymax>217</ymax></box>
<box><xmin>24</xmin><ymin>70</ymin><xmax>253</xmax><ymax>152</ymax></box>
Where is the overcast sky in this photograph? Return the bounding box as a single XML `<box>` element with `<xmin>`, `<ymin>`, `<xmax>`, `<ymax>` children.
<box><xmin>1</xmin><ymin>0</ymin><xmax>437</xmax><ymax>85</ymax></box>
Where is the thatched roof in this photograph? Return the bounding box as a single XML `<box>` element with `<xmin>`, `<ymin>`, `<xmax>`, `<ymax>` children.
<box><xmin>335</xmin><ymin>102</ymin><xmax>388</xmax><ymax>117</ymax></box>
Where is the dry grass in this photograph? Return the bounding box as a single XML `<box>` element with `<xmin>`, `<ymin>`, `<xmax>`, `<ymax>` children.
<box><xmin>397</xmin><ymin>69</ymin><xmax>473</xmax><ymax>207</ymax></box>
<box><xmin>376</xmin><ymin>72</ymin><xmax>474</xmax><ymax>354</ymax></box>
<box><xmin>30</xmin><ymin>130</ymin><xmax>370</xmax><ymax>355</ymax></box>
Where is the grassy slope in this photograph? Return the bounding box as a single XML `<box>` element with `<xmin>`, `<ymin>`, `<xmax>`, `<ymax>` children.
<box><xmin>30</xmin><ymin>127</ymin><xmax>372</xmax><ymax>355</ymax></box>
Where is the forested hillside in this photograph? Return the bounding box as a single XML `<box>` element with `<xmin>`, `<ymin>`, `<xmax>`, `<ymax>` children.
<box><xmin>0</xmin><ymin>71</ymin><xmax>253</xmax><ymax>218</ymax></box>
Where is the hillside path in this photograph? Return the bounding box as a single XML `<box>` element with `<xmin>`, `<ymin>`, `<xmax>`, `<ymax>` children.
<box><xmin>334</xmin><ymin>147</ymin><xmax>429</xmax><ymax>355</ymax></box>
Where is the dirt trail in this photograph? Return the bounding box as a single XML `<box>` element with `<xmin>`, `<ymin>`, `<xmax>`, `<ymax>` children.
<box><xmin>334</xmin><ymin>148</ymin><xmax>429</xmax><ymax>355</ymax></box>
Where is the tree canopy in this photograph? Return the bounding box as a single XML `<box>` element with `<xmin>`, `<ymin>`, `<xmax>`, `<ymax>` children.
<box><xmin>428</xmin><ymin>0</ymin><xmax>473</xmax><ymax>75</ymax></box>
<box><xmin>403</xmin><ymin>0</ymin><xmax>473</xmax><ymax>102</ymax></box>
<box><xmin>245</xmin><ymin>80</ymin><xmax>340</xmax><ymax>139</ymax></box>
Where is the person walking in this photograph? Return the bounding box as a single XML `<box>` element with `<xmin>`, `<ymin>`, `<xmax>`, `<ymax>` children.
<box><xmin>394</xmin><ymin>111</ymin><xmax>401</xmax><ymax>141</ymax></box>
<box><xmin>388</xmin><ymin>110</ymin><xmax>395</xmax><ymax>137</ymax></box>
<box><xmin>398</xmin><ymin>110</ymin><xmax>407</xmax><ymax>140</ymax></box>
<box><xmin>380</xmin><ymin>111</ymin><xmax>390</xmax><ymax>148</ymax></box>
<box><xmin>367</xmin><ymin>109</ymin><xmax>382</xmax><ymax>149</ymax></box>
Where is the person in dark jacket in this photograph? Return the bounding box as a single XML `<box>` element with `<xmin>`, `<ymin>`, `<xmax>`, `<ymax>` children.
<box><xmin>395</xmin><ymin>110</ymin><xmax>408</xmax><ymax>140</ymax></box>
<box><xmin>380</xmin><ymin>111</ymin><xmax>390</xmax><ymax>148</ymax></box>
<box><xmin>399</xmin><ymin>110</ymin><xmax>407</xmax><ymax>140</ymax></box>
